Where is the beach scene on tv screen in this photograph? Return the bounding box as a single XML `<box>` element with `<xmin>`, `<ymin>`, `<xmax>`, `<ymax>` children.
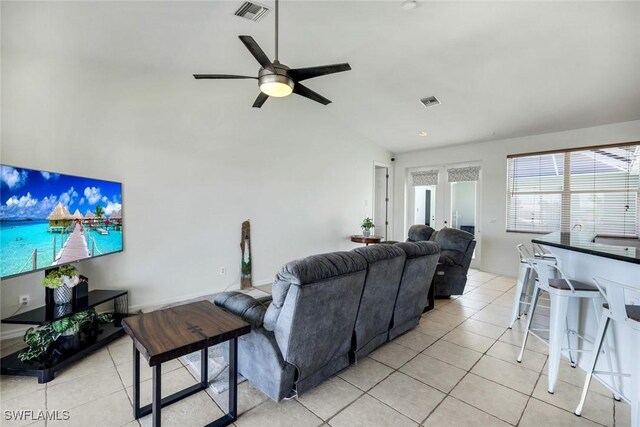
<box><xmin>0</xmin><ymin>165</ymin><xmax>123</xmax><ymax>278</ymax></box>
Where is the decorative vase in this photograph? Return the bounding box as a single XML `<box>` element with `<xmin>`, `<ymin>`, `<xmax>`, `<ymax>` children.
<box><xmin>362</xmin><ymin>229</ymin><xmax>371</xmax><ymax>237</ymax></box>
<box><xmin>54</xmin><ymin>303</ymin><xmax>73</xmax><ymax>318</ymax></box>
<box><xmin>53</xmin><ymin>285</ymin><xmax>73</xmax><ymax>305</ymax></box>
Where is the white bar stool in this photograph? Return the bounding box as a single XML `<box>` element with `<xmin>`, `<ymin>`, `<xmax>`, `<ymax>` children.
<box><xmin>575</xmin><ymin>277</ymin><xmax>640</xmax><ymax>427</ymax></box>
<box><xmin>509</xmin><ymin>244</ymin><xmax>558</xmax><ymax>329</ymax></box>
<box><xmin>509</xmin><ymin>245</ymin><xmax>536</xmax><ymax>328</ymax></box>
<box><xmin>517</xmin><ymin>258</ymin><xmax>604</xmax><ymax>394</ymax></box>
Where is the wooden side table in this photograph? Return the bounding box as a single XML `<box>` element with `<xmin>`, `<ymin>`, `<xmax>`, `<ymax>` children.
<box><xmin>351</xmin><ymin>235</ymin><xmax>383</xmax><ymax>246</ymax></box>
<box><xmin>122</xmin><ymin>300</ymin><xmax>250</xmax><ymax>427</ymax></box>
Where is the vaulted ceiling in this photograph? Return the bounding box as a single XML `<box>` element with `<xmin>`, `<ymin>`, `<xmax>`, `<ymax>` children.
<box><xmin>3</xmin><ymin>1</ymin><xmax>640</xmax><ymax>153</ymax></box>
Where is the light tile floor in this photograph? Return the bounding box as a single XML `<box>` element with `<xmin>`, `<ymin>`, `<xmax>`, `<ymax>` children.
<box><xmin>0</xmin><ymin>269</ymin><xmax>631</xmax><ymax>426</ymax></box>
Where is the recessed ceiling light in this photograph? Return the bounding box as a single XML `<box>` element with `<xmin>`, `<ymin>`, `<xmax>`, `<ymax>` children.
<box><xmin>419</xmin><ymin>131</ymin><xmax>428</xmax><ymax>137</ymax></box>
<box><xmin>402</xmin><ymin>0</ymin><xmax>418</xmax><ymax>10</ymax></box>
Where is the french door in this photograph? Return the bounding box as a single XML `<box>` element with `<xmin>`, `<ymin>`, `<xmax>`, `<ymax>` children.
<box><xmin>407</xmin><ymin>164</ymin><xmax>481</xmax><ymax>267</ymax></box>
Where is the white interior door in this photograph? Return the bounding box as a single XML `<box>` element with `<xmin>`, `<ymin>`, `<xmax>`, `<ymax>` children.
<box><xmin>373</xmin><ymin>163</ymin><xmax>392</xmax><ymax>240</ymax></box>
<box><xmin>407</xmin><ymin>164</ymin><xmax>481</xmax><ymax>267</ymax></box>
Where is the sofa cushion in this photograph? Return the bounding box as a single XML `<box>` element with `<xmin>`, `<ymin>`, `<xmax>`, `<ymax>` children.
<box><xmin>352</xmin><ymin>244</ymin><xmax>406</xmax><ymax>358</ymax></box>
<box><xmin>264</xmin><ymin>251</ymin><xmax>367</xmax><ymax>331</ymax></box>
<box><xmin>433</xmin><ymin>228</ymin><xmax>474</xmax><ymax>253</ymax></box>
<box><xmin>395</xmin><ymin>241</ymin><xmax>440</xmax><ymax>258</ymax></box>
<box><xmin>353</xmin><ymin>243</ymin><xmax>406</xmax><ymax>263</ymax></box>
<box><xmin>407</xmin><ymin>225</ymin><xmax>435</xmax><ymax>242</ymax></box>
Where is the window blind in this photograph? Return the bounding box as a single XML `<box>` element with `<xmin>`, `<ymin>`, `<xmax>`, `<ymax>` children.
<box><xmin>507</xmin><ymin>153</ymin><xmax>564</xmax><ymax>233</ymax></box>
<box><xmin>448</xmin><ymin>166</ymin><xmax>481</xmax><ymax>183</ymax></box>
<box><xmin>567</xmin><ymin>146</ymin><xmax>639</xmax><ymax>236</ymax></box>
<box><xmin>411</xmin><ymin>170</ymin><xmax>439</xmax><ymax>186</ymax></box>
<box><xmin>507</xmin><ymin>143</ymin><xmax>640</xmax><ymax>236</ymax></box>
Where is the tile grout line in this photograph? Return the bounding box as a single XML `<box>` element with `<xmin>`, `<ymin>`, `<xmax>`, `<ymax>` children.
<box><xmin>515</xmin><ymin>354</ymin><xmax>547</xmax><ymax>426</ymax></box>
<box><xmin>416</xmin><ymin>332</ymin><xmax>522</xmax><ymax>426</ymax></box>
<box><xmin>332</xmin><ymin>286</ymin><xmax>512</xmax><ymax>426</ymax></box>
<box><xmin>412</xmin><ymin>279</ymin><xmax>537</xmax><ymax>425</ymax></box>
<box><xmin>295</xmin><ymin>387</ymin><xmax>364</xmax><ymax>425</ymax></box>
<box><xmin>107</xmin><ymin>340</ymin><xmax>143</xmax><ymax>426</ymax></box>
<box><xmin>503</xmin><ymin>309</ymin><xmax>612</xmax><ymax>426</ymax></box>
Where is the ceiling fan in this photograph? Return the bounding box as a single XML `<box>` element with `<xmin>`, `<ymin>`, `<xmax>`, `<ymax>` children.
<box><xmin>193</xmin><ymin>0</ymin><xmax>351</xmax><ymax>108</ymax></box>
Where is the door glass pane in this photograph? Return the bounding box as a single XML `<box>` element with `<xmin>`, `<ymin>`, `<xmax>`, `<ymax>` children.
<box><xmin>450</xmin><ymin>181</ymin><xmax>476</xmax><ymax>236</ymax></box>
<box><xmin>414</xmin><ymin>185</ymin><xmax>436</xmax><ymax>226</ymax></box>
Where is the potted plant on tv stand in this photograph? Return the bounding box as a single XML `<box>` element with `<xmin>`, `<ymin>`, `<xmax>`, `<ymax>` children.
<box><xmin>361</xmin><ymin>217</ymin><xmax>374</xmax><ymax>237</ymax></box>
<box><xmin>41</xmin><ymin>264</ymin><xmax>84</xmax><ymax>305</ymax></box>
<box><xmin>18</xmin><ymin>309</ymin><xmax>113</xmax><ymax>362</ymax></box>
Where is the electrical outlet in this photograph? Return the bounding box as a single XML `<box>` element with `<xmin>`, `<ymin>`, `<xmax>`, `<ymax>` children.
<box><xmin>220</xmin><ymin>267</ymin><xmax>226</xmax><ymax>275</ymax></box>
<box><xmin>19</xmin><ymin>295</ymin><xmax>30</xmax><ymax>306</ymax></box>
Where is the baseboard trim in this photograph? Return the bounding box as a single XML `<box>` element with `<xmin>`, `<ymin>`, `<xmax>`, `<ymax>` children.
<box><xmin>1</xmin><ymin>279</ymin><xmax>273</xmax><ymax>341</ymax></box>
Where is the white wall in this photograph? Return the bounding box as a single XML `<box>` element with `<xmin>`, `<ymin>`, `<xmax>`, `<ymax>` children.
<box><xmin>393</xmin><ymin>120</ymin><xmax>640</xmax><ymax>277</ymax></box>
<box><xmin>0</xmin><ymin>2</ymin><xmax>390</xmax><ymax>337</ymax></box>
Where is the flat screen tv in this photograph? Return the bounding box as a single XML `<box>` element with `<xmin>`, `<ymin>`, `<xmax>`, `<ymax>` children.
<box><xmin>1</xmin><ymin>164</ymin><xmax>123</xmax><ymax>279</ymax></box>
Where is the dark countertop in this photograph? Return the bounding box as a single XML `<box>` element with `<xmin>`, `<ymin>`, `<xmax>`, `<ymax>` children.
<box><xmin>532</xmin><ymin>232</ymin><xmax>640</xmax><ymax>265</ymax></box>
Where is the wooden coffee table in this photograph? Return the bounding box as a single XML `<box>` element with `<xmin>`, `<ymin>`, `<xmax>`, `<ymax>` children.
<box><xmin>122</xmin><ymin>300</ymin><xmax>250</xmax><ymax>427</ymax></box>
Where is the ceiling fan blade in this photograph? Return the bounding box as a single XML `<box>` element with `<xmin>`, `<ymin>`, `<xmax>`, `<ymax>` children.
<box><xmin>293</xmin><ymin>83</ymin><xmax>331</xmax><ymax>105</ymax></box>
<box><xmin>252</xmin><ymin>92</ymin><xmax>269</xmax><ymax>108</ymax></box>
<box><xmin>238</xmin><ymin>36</ymin><xmax>275</xmax><ymax>73</ymax></box>
<box><xmin>193</xmin><ymin>74</ymin><xmax>257</xmax><ymax>79</ymax></box>
<box><xmin>288</xmin><ymin>63</ymin><xmax>351</xmax><ymax>82</ymax></box>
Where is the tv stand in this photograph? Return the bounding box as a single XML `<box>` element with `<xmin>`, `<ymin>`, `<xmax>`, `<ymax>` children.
<box><xmin>0</xmin><ymin>289</ymin><xmax>128</xmax><ymax>383</ymax></box>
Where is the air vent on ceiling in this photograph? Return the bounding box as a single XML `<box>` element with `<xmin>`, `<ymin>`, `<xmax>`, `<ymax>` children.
<box><xmin>234</xmin><ymin>1</ymin><xmax>270</xmax><ymax>22</ymax></box>
<box><xmin>419</xmin><ymin>96</ymin><xmax>441</xmax><ymax>108</ymax></box>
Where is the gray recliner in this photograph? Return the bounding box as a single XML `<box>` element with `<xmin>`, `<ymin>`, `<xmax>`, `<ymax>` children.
<box><xmin>389</xmin><ymin>241</ymin><xmax>440</xmax><ymax>340</ymax></box>
<box><xmin>416</xmin><ymin>225</ymin><xmax>476</xmax><ymax>298</ymax></box>
<box><xmin>351</xmin><ymin>244</ymin><xmax>407</xmax><ymax>360</ymax></box>
<box><xmin>214</xmin><ymin>251</ymin><xmax>367</xmax><ymax>401</ymax></box>
<box><xmin>407</xmin><ymin>224</ymin><xmax>436</xmax><ymax>242</ymax></box>
<box><xmin>403</xmin><ymin>225</ymin><xmax>476</xmax><ymax>297</ymax></box>
<box><xmin>430</xmin><ymin>227</ymin><xmax>476</xmax><ymax>297</ymax></box>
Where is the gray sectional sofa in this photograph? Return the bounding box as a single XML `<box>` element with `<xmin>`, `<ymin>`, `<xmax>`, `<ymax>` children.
<box><xmin>214</xmin><ymin>241</ymin><xmax>440</xmax><ymax>401</ymax></box>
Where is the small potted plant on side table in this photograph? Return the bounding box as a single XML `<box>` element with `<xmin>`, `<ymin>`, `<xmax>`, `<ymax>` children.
<box><xmin>361</xmin><ymin>217</ymin><xmax>374</xmax><ymax>237</ymax></box>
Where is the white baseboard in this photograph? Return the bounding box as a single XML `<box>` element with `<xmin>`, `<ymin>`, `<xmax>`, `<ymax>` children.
<box><xmin>1</xmin><ymin>280</ymin><xmax>273</xmax><ymax>341</ymax></box>
<box><xmin>1</xmin><ymin>326</ymin><xmax>29</xmax><ymax>341</ymax></box>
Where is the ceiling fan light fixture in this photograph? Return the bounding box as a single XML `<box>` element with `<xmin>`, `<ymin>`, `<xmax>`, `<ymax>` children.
<box><xmin>259</xmin><ymin>74</ymin><xmax>294</xmax><ymax>97</ymax></box>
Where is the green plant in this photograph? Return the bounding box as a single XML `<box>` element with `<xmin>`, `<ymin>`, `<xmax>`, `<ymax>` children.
<box><xmin>95</xmin><ymin>205</ymin><xmax>104</xmax><ymax>218</ymax></box>
<box><xmin>361</xmin><ymin>217</ymin><xmax>374</xmax><ymax>230</ymax></box>
<box><xmin>41</xmin><ymin>265</ymin><xmax>79</xmax><ymax>289</ymax></box>
<box><xmin>18</xmin><ymin>309</ymin><xmax>112</xmax><ymax>362</ymax></box>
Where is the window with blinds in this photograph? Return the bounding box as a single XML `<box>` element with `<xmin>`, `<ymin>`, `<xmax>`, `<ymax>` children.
<box><xmin>506</xmin><ymin>143</ymin><xmax>640</xmax><ymax>236</ymax></box>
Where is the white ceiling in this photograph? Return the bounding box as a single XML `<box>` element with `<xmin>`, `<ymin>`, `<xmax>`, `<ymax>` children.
<box><xmin>3</xmin><ymin>1</ymin><xmax>640</xmax><ymax>153</ymax></box>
